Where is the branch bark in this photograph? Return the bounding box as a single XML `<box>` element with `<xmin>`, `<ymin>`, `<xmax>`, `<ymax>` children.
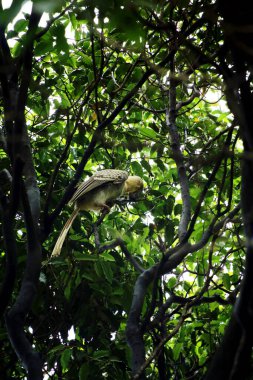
<box><xmin>126</xmin><ymin>205</ymin><xmax>240</xmax><ymax>378</ymax></box>
<box><xmin>166</xmin><ymin>54</ymin><xmax>191</xmax><ymax>241</ymax></box>
<box><xmin>204</xmin><ymin>2</ymin><xmax>253</xmax><ymax>378</ymax></box>
<box><xmin>5</xmin><ymin>181</ymin><xmax>43</xmax><ymax>380</ymax></box>
<box><xmin>3</xmin><ymin>5</ymin><xmax>43</xmax><ymax>379</ymax></box>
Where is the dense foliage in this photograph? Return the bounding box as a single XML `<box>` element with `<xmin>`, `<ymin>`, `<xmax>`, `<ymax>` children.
<box><xmin>1</xmin><ymin>0</ymin><xmax>253</xmax><ymax>379</ymax></box>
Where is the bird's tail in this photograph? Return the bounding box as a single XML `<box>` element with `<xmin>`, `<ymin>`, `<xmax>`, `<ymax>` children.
<box><xmin>51</xmin><ymin>208</ymin><xmax>79</xmax><ymax>257</ymax></box>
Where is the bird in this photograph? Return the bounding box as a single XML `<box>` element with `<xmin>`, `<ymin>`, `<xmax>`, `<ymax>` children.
<box><xmin>51</xmin><ymin>169</ymin><xmax>143</xmax><ymax>257</ymax></box>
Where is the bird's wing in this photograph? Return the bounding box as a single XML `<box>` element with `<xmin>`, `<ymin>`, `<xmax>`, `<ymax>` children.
<box><xmin>69</xmin><ymin>169</ymin><xmax>128</xmax><ymax>204</ymax></box>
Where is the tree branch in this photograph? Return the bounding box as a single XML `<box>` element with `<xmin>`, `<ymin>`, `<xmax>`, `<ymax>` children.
<box><xmin>126</xmin><ymin>204</ymin><xmax>240</xmax><ymax>378</ymax></box>
<box><xmin>3</xmin><ymin>5</ymin><xmax>43</xmax><ymax>378</ymax></box>
<box><xmin>166</xmin><ymin>54</ymin><xmax>191</xmax><ymax>241</ymax></box>
<box><xmin>5</xmin><ymin>181</ymin><xmax>43</xmax><ymax>380</ymax></box>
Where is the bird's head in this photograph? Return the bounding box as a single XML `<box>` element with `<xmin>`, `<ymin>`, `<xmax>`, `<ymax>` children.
<box><xmin>124</xmin><ymin>176</ymin><xmax>144</xmax><ymax>194</ymax></box>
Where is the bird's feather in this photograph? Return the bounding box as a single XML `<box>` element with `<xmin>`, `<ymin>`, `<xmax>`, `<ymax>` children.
<box><xmin>51</xmin><ymin>169</ymin><xmax>142</xmax><ymax>258</ymax></box>
<box><xmin>69</xmin><ymin>169</ymin><xmax>128</xmax><ymax>205</ymax></box>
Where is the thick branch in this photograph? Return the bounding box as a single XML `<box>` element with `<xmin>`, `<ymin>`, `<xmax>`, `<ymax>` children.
<box><xmin>5</xmin><ymin>182</ymin><xmax>43</xmax><ymax>380</ymax></box>
<box><xmin>17</xmin><ymin>9</ymin><xmax>41</xmax><ymax>112</ymax></box>
<box><xmin>0</xmin><ymin>158</ymin><xmax>24</xmax><ymax>316</ymax></box>
<box><xmin>0</xmin><ymin>191</ymin><xmax>17</xmax><ymax>317</ymax></box>
<box><xmin>11</xmin><ymin>4</ymin><xmax>42</xmax><ymax>223</ymax></box>
<box><xmin>126</xmin><ymin>268</ymin><xmax>154</xmax><ymax>379</ymax></box>
<box><xmin>126</xmin><ymin>205</ymin><xmax>240</xmax><ymax>378</ymax></box>
<box><xmin>166</xmin><ymin>56</ymin><xmax>191</xmax><ymax>241</ymax></box>
<box><xmin>3</xmin><ymin>5</ymin><xmax>43</xmax><ymax>379</ymax></box>
<box><xmin>204</xmin><ymin>3</ymin><xmax>253</xmax><ymax>375</ymax></box>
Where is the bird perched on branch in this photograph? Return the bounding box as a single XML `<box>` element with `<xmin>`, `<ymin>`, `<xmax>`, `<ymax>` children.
<box><xmin>51</xmin><ymin>169</ymin><xmax>143</xmax><ymax>257</ymax></box>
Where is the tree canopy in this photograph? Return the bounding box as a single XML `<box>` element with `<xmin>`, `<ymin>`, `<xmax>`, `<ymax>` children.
<box><xmin>1</xmin><ymin>0</ymin><xmax>253</xmax><ymax>379</ymax></box>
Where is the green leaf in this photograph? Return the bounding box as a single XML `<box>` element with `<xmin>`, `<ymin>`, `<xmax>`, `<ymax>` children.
<box><xmin>12</xmin><ymin>41</ymin><xmax>22</xmax><ymax>57</ymax></box>
<box><xmin>82</xmin><ymin>54</ymin><xmax>93</xmax><ymax>67</ymax></box>
<box><xmin>173</xmin><ymin>343</ymin><xmax>183</xmax><ymax>360</ymax></box>
<box><xmin>130</xmin><ymin>161</ymin><xmax>143</xmax><ymax>176</ymax></box>
<box><xmin>99</xmin><ymin>260</ymin><xmax>113</xmax><ymax>284</ymax></box>
<box><xmin>69</xmin><ymin>12</ymin><xmax>77</xmax><ymax>29</ymax></box>
<box><xmin>174</xmin><ymin>204</ymin><xmax>182</xmax><ymax>215</ymax></box>
<box><xmin>139</xmin><ymin>127</ymin><xmax>157</xmax><ymax>140</ymax></box>
<box><xmin>93</xmin><ymin>350</ymin><xmax>110</xmax><ymax>359</ymax></box>
<box><xmin>35</xmin><ymin>41</ymin><xmax>50</xmax><ymax>56</ymax></box>
<box><xmin>100</xmin><ymin>252</ymin><xmax>115</xmax><ymax>262</ymax></box>
<box><xmin>165</xmin><ymin>220</ymin><xmax>175</xmax><ymax>246</ymax></box>
<box><xmin>61</xmin><ymin>348</ymin><xmax>72</xmax><ymax>371</ymax></box>
<box><xmin>14</xmin><ymin>19</ymin><xmax>28</xmax><ymax>33</ymax></box>
<box><xmin>79</xmin><ymin>363</ymin><xmax>90</xmax><ymax>380</ymax></box>
<box><xmin>168</xmin><ymin>276</ymin><xmax>177</xmax><ymax>289</ymax></box>
<box><xmin>222</xmin><ymin>273</ymin><xmax>231</xmax><ymax>290</ymax></box>
<box><xmin>74</xmin><ymin>253</ymin><xmax>97</xmax><ymax>261</ymax></box>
